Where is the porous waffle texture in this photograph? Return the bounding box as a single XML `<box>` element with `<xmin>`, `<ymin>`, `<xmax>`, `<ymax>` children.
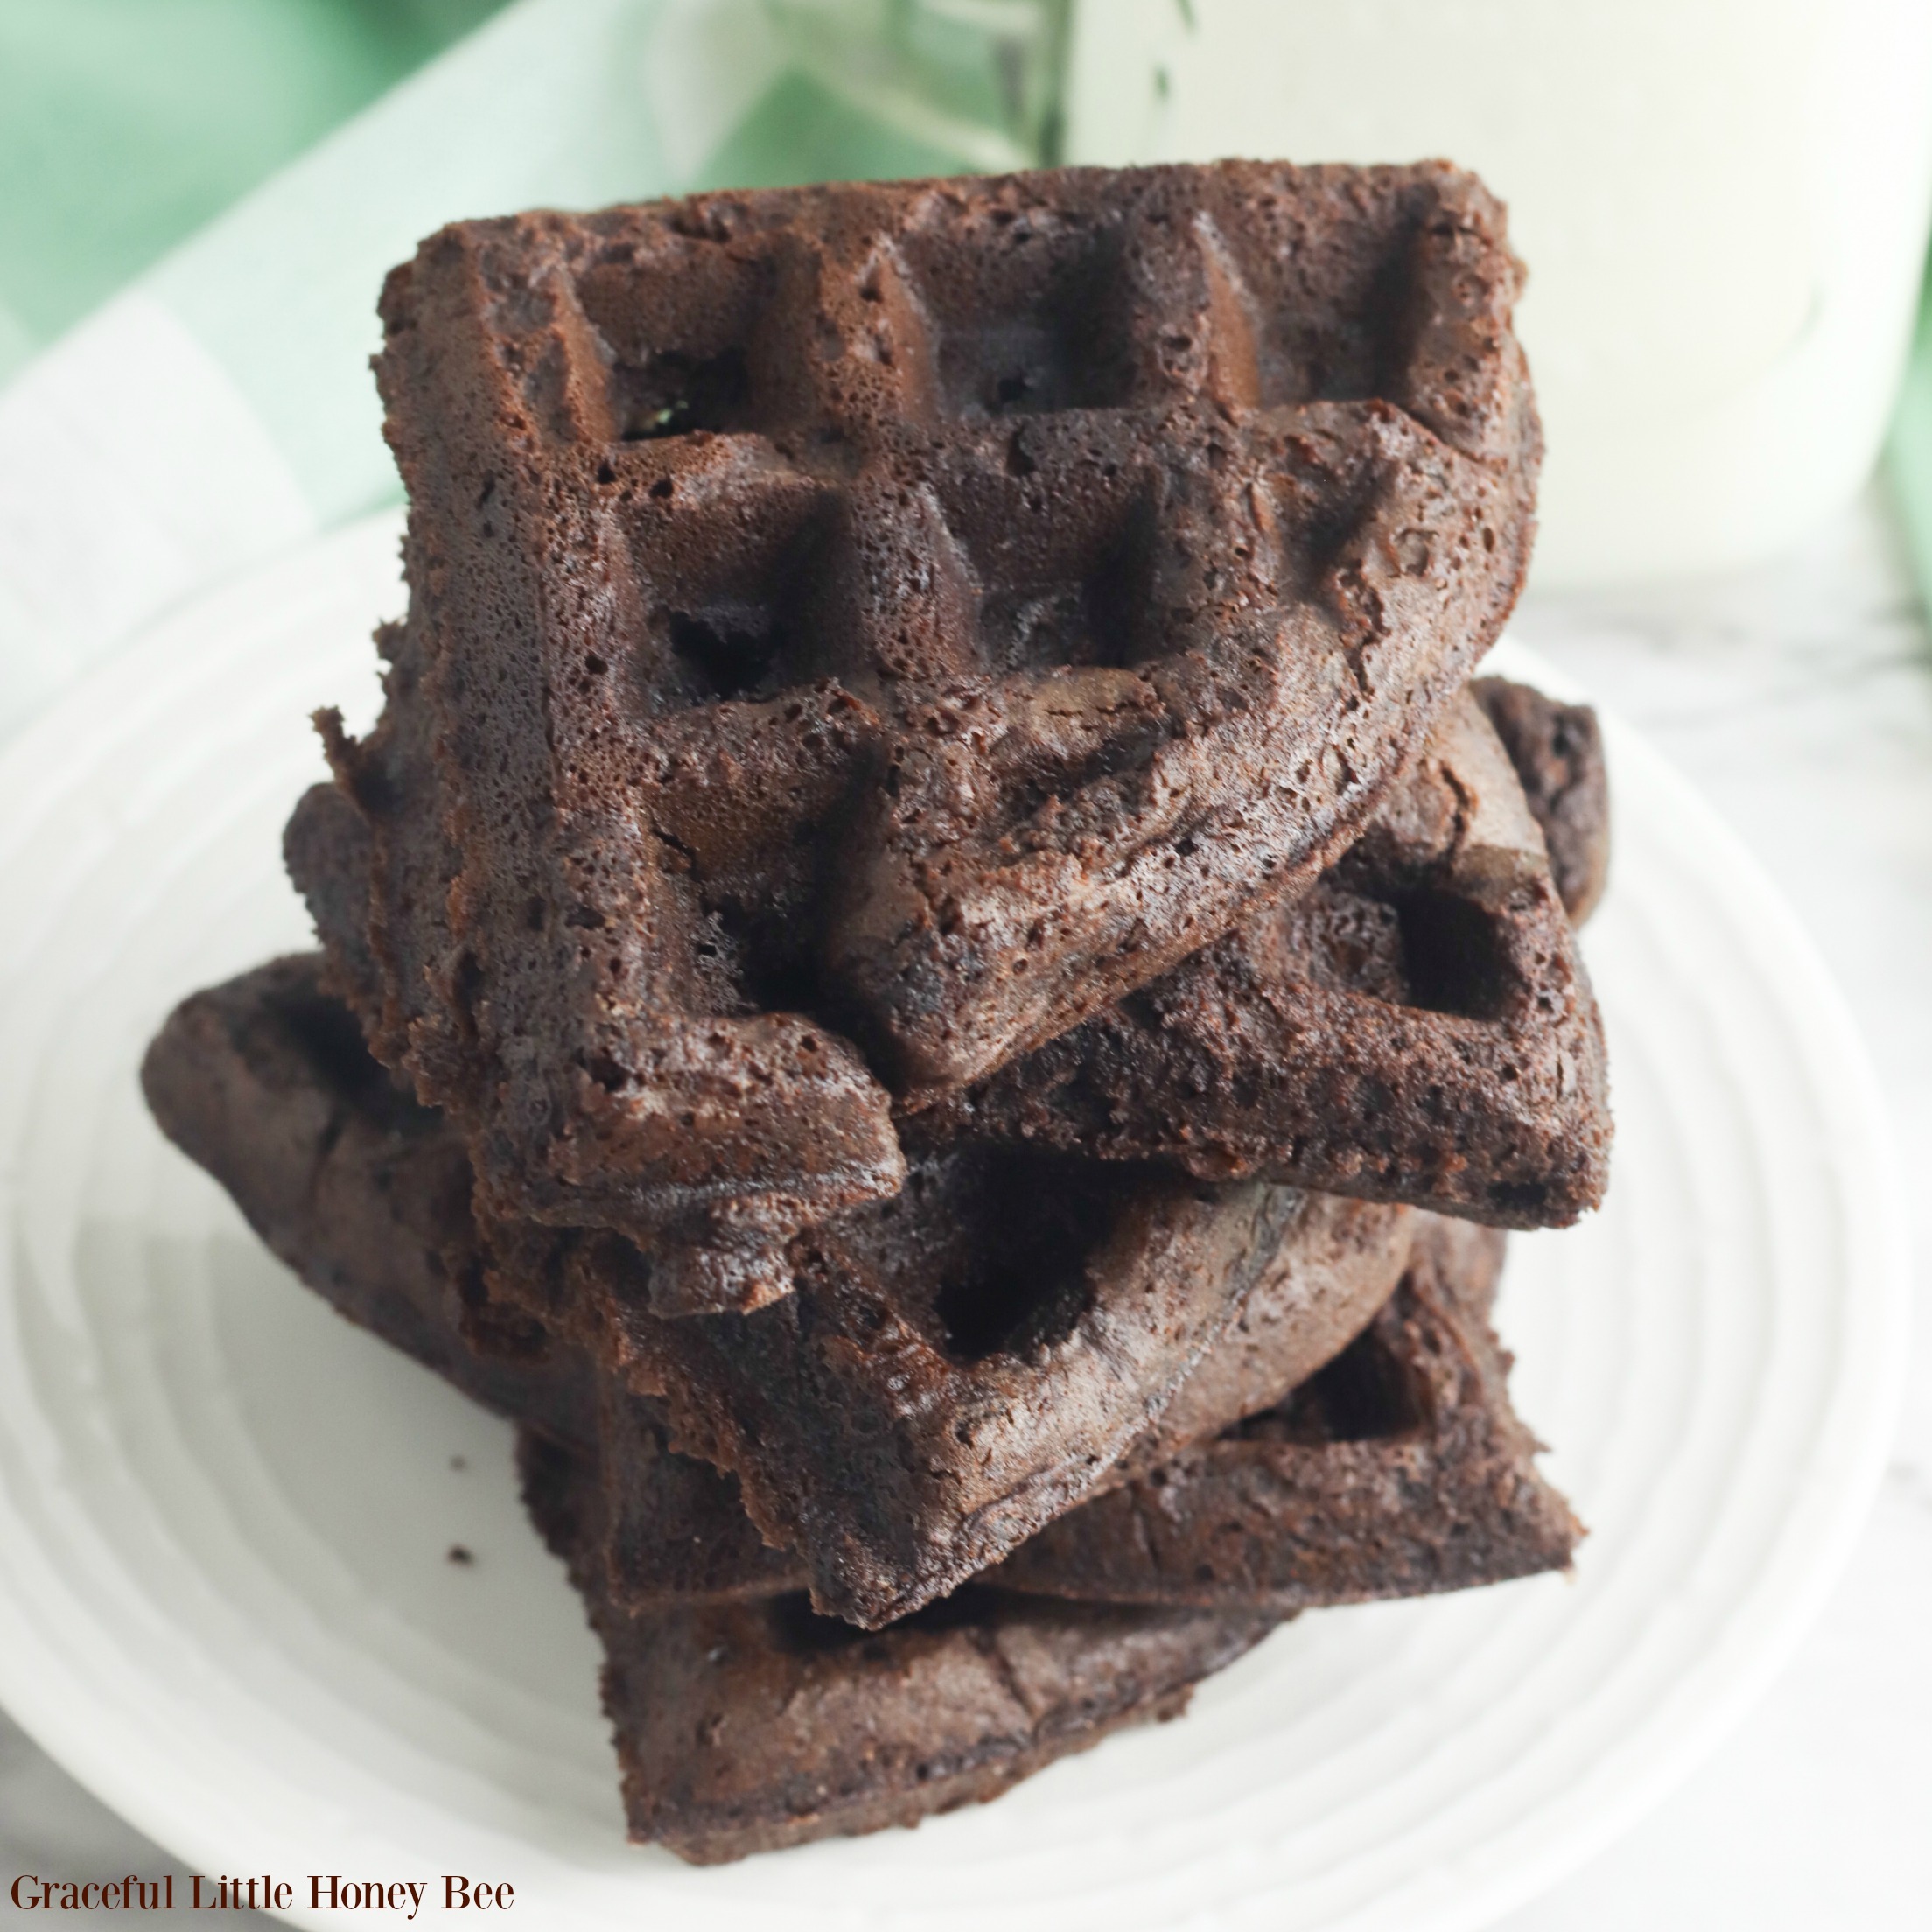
<box><xmin>528</xmin><ymin>1172</ymin><xmax>1397</xmax><ymax>1625</ymax></box>
<box><xmin>920</xmin><ymin>682</ymin><xmax>1611</xmax><ymax>1225</ymax></box>
<box><xmin>582</xmin><ymin>1214</ymin><xmax>1578</xmax><ymax>1615</ymax></box>
<box><xmin>144</xmin><ymin>954</ymin><xmax>1408</xmax><ymax>1627</ymax></box>
<box><xmin>293</xmin><ymin>673</ymin><xmax>1605</xmax><ymax>1263</ymax></box>
<box><xmin>987</xmin><ymin>1216</ymin><xmax>1582</xmax><ymax>1606</ymax></box>
<box><xmin>1472</xmin><ymin>675</ymin><xmax>1610</xmax><ymax>924</ymax></box>
<box><xmin>140</xmin><ymin>957</ymin><xmax>1574</xmax><ymax>1614</ymax></box>
<box><xmin>306</xmin><ymin>159</ymin><xmax>1539</xmax><ymax>1313</ymax></box>
<box><xmin>520</xmin><ymin>1431</ymin><xmax>1277</xmax><ymax>1864</ymax></box>
<box><xmin>576</xmin><ymin>1212</ymin><xmax>1579</xmax><ymax>1617</ymax></box>
<box><xmin>138</xmin><ymin>954</ymin><xmax>591</xmax><ymax>1446</ymax></box>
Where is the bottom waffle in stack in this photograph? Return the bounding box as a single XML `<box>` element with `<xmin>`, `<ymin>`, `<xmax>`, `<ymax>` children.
<box><xmin>142</xmin><ymin>678</ymin><xmax>1606</xmax><ymax>1863</ymax></box>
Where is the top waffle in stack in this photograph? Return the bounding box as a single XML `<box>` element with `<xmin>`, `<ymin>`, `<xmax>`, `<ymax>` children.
<box><xmin>313</xmin><ymin>160</ymin><xmax>1544</xmax><ymax>1314</ymax></box>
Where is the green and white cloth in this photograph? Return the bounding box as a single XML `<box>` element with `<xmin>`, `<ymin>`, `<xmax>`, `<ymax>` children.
<box><xmin>0</xmin><ymin>0</ymin><xmax>998</xmax><ymax>741</ymax></box>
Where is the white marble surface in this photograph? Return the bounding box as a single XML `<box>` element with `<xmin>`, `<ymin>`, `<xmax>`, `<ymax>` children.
<box><xmin>3</xmin><ymin>488</ymin><xmax>1928</xmax><ymax>1928</ymax></box>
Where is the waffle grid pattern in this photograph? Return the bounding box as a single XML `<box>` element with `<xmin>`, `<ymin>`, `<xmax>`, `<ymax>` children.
<box><xmin>356</xmin><ymin>163</ymin><xmax>1537</xmax><ymax>1312</ymax></box>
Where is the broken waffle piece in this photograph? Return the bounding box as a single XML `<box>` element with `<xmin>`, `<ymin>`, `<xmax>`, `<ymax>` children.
<box><xmin>494</xmin><ymin>1151</ymin><xmax>1348</xmax><ymax>1628</ymax></box>
<box><xmin>1472</xmin><ymin>674</ymin><xmax>1611</xmax><ymax>924</ymax></box>
<box><xmin>139</xmin><ymin>953</ymin><xmax>593</xmax><ymax>1447</ymax></box>
<box><xmin>987</xmin><ymin>1215</ymin><xmax>1582</xmax><ymax>1606</ymax></box>
<box><xmin>518</xmin><ymin>1428</ymin><xmax>1278</xmax><ymax>1864</ymax></box>
<box><xmin>306</xmin><ymin>158</ymin><xmax>1538</xmax><ymax>1312</ymax></box>
<box><xmin>920</xmin><ymin>685</ymin><xmax>1612</xmax><ymax>1226</ymax></box>
<box><xmin>144</xmin><ymin>954</ymin><xmax>1410</xmax><ymax>1627</ymax></box>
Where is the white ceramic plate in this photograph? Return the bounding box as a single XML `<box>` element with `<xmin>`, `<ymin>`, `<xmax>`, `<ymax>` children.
<box><xmin>0</xmin><ymin>514</ymin><xmax>1909</xmax><ymax>1931</ymax></box>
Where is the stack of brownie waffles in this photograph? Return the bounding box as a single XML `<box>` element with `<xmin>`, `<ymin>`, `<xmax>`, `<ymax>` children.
<box><xmin>142</xmin><ymin>160</ymin><xmax>1612</xmax><ymax>1862</ymax></box>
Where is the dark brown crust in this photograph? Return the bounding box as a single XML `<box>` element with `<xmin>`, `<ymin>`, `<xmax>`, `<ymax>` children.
<box><xmin>140</xmin><ymin>957</ymin><xmax>1575</xmax><ymax>1624</ymax></box>
<box><xmin>138</xmin><ymin>954</ymin><xmax>592</xmax><ymax>1446</ymax></box>
<box><xmin>490</xmin><ymin>1159</ymin><xmax>1362</xmax><ymax>1627</ymax></box>
<box><xmin>293</xmin><ymin>676</ymin><xmax>1609</xmax><ymax>1245</ymax></box>
<box><xmin>596</xmin><ymin>1388</ymin><xmax>796</xmax><ymax>1602</ymax></box>
<box><xmin>587</xmin><ymin>1190</ymin><xmax>1406</xmax><ymax>1600</ymax></box>
<box><xmin>919</xmin><ymin>687</ymin><xmax>1612</xmax><ymax>1225</ymax></box>
<box><xmin>1093</xmin><ymin>1194</ymin><xmax>1413</xmax><ymax>1491</ymax></box>
<box><xmin>144</xmin><ymin>956</ymin><xmax>1409</xmax><ymax>1626</ymax></box>
<box><xmin>1472</xmin><ymin>676</ymin><xmax>1611</xmax><ymax>924</ymax></box>
<box><xmin>987</xmin><ymin>1217</ymin><xmax>1581</xmax><ymax>1607</ymax></box>
<box><xmin>590</xmin><ymin>1193</ymin><xmax>1414</xmax><ymax>1606</ymax></box>
<box><xmin>313</xmin><ymin>159</ymin><xmax>1540</xmax><ymax>1312</ymax></box>
<box><xmin>520</xmin><ymin>1431</ymin><xmax>1276</xmax><ymax>1863</ymax></box>
<box><xmin>590</xmin><ymin>1212</ymin><xmax>1578</xmax><ymax>1619</ymax></box>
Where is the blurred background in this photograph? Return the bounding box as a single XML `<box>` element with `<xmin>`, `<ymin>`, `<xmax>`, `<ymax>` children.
<box><xmin>3</xmin><ymin>3</ymin><xmax>1930</xmax><ymax>1927</ymax></box>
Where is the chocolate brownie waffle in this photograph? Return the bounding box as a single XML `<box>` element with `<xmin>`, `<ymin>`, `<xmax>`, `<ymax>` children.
<box><xmin>917</xmin><ymin>680</ymin><xmax>1611</xmax><ymax>1224</ymax></box>
<box><xmin>144</xmin><ymin>954</ymin><xmax>1412</xmax><ymax>1626</ymax></box>
<box><xmin>587</xmin><ymin>1214</ymin><xmax>1577</xmax><ymax>1614</ymax></box>
<box><xmin>144</xmin><ymin>957</ymin><xmax>1579</xmax><ymax>1860</ymax></box>
<box><xmin>591</xmin><ymin>1221</ymin><xmax>1584</xmax><ymax>1614</ymax></box>
<box><xmin>1473</xmin><ymin>675</ymin><xmax>1610</xmax><ymax>924</ymax></box>
<box><xmin>312</xmin><ymin>159</ymin><xmax>1538</xmax><ymax>1313</ymax></box>
<box><xmin>988</xmin><ymin>1215</ymin><xmax>1581</xmax><ymax>1607</ymax></box>
<box><xmin>529</xmin><ymin>1164</ymin><xmax>1396</xmax><ymax>1626</ymax></box>
<box><xmin>592</xmin><ymin>1211</ymin><xmax>1578</xmax><ymax>1617</ymax></box>
<box><xmin>141</xmin><ymin>957</ymin><xmax>1573</xmax><ymax>1614</ymax></box>
<box><xmin>294</xmin><ymin>671</ymin><xmax>1607</xmax><ymax>1253</ymax></box>
<box><xmin>519</xmin><ymin>1429</ymin><xmax>1278</xmax><ymax>1863</ymax></box>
